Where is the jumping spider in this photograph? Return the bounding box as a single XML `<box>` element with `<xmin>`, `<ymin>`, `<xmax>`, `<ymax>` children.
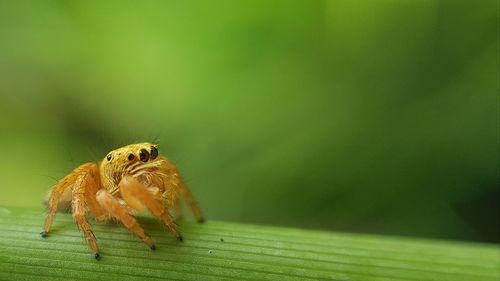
<box><xmin>41</xmin><ymin>143</ymin><xmax>204</xmax><ymax>259</ymax></box>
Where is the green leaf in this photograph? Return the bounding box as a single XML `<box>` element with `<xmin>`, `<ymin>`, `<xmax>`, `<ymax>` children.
<box><xmin>0</xmin><ymin>207</ymin><xmax>498</xmax><ymax>281</ymax></box>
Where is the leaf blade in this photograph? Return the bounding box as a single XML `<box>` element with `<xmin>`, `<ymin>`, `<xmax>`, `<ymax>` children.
<box><xmin>0</xmin><ymin>207</ymin><xmax>498</xmax><ymax>281</ymax></box>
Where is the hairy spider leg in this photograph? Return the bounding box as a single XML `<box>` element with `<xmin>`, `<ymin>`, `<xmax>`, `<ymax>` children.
<box><xmin>120</xmin><ymin>176</ymin><xmax>182</xmax><ymax>240</ymax></box>
<box><xmin>96</xmin><ymin>189</ymin><xmax>155</xmax><ymax>250</ymax></box>
<box><xmin>42</xmin><ymin>163</ymin><xmax>97</xmax><ymax>237</ymax></box>
<box><xmin>72</xmin><ymin>173</ymin><xmax>100</xmax><ymax>259</ymax></box>
<box><xmin>177</xmin><ymin>182</ymin><xmax>205</xmax><ymax>223</ymax></box>
<box><xmin>173</xmin><ymin>196</ymin><xmax>183</xmax><ymax>219</ymax></box>
<box><xmin>160</xmin><ymin>159</ymin><xmax>205</xmax><ymax>223</ymax></box>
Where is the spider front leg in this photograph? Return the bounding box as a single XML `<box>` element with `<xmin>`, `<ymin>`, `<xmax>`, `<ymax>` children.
<box><xmin>120</xmin><ymin>176</ymin><xmax>183</xmax><ymax>240</ymax></box>
<box><xmin>95</xmin><ymin>189</ymin><xmax>155</xmax><ymax>250</ymax></box>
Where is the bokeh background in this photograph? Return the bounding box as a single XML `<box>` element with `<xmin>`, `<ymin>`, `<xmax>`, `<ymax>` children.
<box><xmin>0</xmin><ymin>0</ymin><xmax>498</xmax><ymax>243</ymax></box>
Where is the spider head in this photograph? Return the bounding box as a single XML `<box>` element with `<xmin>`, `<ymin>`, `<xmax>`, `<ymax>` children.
<box><xmin>100</xmin><ymin>142</ymin><xmax>160</xmax><ymax>187</ymax></box>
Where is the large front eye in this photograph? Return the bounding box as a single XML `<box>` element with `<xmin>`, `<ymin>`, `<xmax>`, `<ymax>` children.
<box><xmin>150</xmin><ymin>146</ymin><xmax>158</xmax><ymax>160</ymax></box>
<box><xmin>107</xmin><ymin>154</ymin><xmax>112</xmax><ymax>161</ymax></box>
<box><xmin>139</xmin><ymin>149</ymin><xmax>149</xmax><ymax>162</ymax></box>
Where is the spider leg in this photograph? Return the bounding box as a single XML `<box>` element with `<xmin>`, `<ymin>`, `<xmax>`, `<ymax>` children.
<box><xmin>84</xmin><ymin>173</ymin><xmax>110</xmax><ymax>222</ymax></box>
<box><xmin>160</xmin><ymin>159</ymin><xmax>205</xmax><ymax>223</ymax></box>
<box><xmin>72</xmin><ymin>175</ymin><xmax>100</xmax><ymax>259</ymax></box>
<box><xmin>95</xmin><ymin>189</ymin><xmax>155</xmax><ymax>249</ymax></box>
<box><xmin>173</xmin><ymin>196</ymin><xmax>183</xmax><ymax>220</ymax></box>
<box><xmin>41</xmin><ymin>163</ymin><xmax>98</xmax><ymax>237</ymax></box>
<box><xmin>177</xmin><ymin>182</ymin><xmax>205</xmax><ymax>223</ymax></box>
<box><xmin>120</xmin><ymin>176</ymin><xmax>182</xmax><ymax>240</ymax></box>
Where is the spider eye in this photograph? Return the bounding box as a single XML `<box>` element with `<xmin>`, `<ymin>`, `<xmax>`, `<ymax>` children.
<box><xmin>107</xmin><ymin>154</ymin><xmax>112</xmax><ymax>161</ymax></box>
<box><xmin>150</xmin><ymin>146</ymin><xmax>158</xmax><ymax>160</ymax></box>
<box><xmin>128</xmin><ymin>153</ymin><xmax>135</xmax><ymax>161</ymax></box>
<box><xmin>139</xmin><ymin>149</ymin><xmax>149</xmax><ymax>162</ymax></box>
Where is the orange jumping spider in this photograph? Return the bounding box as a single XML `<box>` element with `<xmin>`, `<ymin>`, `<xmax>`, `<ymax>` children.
<box><xmin>41</xmin><ymin>143</ymin><xmax>204</xmax><ymax>259</ymax></box>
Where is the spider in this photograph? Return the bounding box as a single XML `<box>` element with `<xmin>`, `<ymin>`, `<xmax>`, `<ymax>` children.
<box><xmin>41</xmin><ymin>142</ymin><xmax>204</xmax><ymax>259</ymax></box>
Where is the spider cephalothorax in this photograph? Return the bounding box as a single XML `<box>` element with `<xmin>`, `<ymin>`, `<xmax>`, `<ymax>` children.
<box><xmin>41</xmin><ymin>143</ymin><xmax>204</xmax><ymax>259</ymax></box>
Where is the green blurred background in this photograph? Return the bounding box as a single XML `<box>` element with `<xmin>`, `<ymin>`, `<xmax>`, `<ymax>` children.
<box><xmin>0</xmin><ymin>0</ymin><xmax>498</xmax><ymax>243</ymax></box>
